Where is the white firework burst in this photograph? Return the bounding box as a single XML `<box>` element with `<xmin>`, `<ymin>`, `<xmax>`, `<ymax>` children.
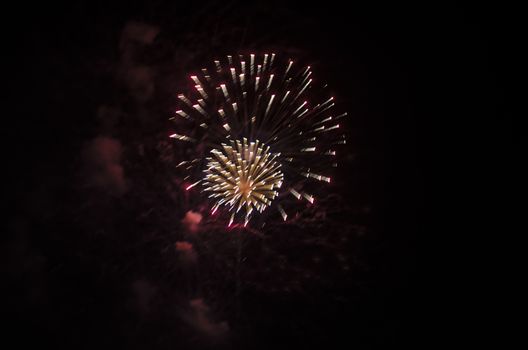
<box><xmin>171</xmin><ymin>53</ymin><xmax>347</xmax><ymax>226</ymax></box>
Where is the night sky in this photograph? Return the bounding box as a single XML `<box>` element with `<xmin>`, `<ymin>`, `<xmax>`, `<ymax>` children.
<box><xmin>3</xmin><ymin>2</ymin><xmax>508</xmax><ymax>349</ymax></box>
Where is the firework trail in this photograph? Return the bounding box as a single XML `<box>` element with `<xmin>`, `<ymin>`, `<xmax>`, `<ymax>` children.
<box><xmin>171</xmin><ymin>53</ymin><xmax>347</xmax><ymax>226</ymax></box>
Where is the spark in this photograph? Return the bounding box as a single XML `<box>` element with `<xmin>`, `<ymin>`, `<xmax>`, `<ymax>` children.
<box><xmin>175</xmin><ymin>110</ymin><xmax>190</xmax><ymax>119</ymax></box>
<box><xmin>278</xmin><ymin>204</ymin><xmax>288</xmax><ymax>221</ymax></box>
<box><xmin>289</xmin><ymin>188</ymin><xmax>301</xmax><ymax>200</ymax></box>
<box><xmin>266</xmin><ymin>74</ymin><xmax>274</xmax><ymax>90</ymax></box>
<box><xmin>178</xmin><ymin>94</ymin><xmax>192</xmax><ymax>106</ymax></box>
<box><xmin>186</xmin><ymin>180</ymin><xmax>201</xmax><ymax>191</ymax></box>
<box><xmin>285</xmin><ymin>60</ymin><xmax>293</xmax><ymax>76</ymax></box>
<box><xmin>170</xmin><ymin>133</ymin><xmax>195</xmax><ymax>142</ymax></box>
<box><xmin>302</xmin><ymin>192</ymin><xmax>315</xmax><ymax>204</ymax></box>
<box><xmin>193</xmin><ymin>104</ymin><xmax>208</xmax><ymax>116</ymax></box>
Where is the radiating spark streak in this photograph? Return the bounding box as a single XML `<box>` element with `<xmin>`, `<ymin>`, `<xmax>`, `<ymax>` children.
<box><xmin>297</xmin><ymin>109</ymin><xmax>309</xmax><ymax>119</ymax></box>
<box><xmin>211</xmin><ymin>203</ymin><xmax>220</xmax><ymax>214</ymax></box>
<box><xmin>321</xmin><ymin>124</ymin><xmax>339</xmax><ymax>132</ymax></box>
<box><xmin>193</xmin><ymin>104</ymin><xmax>208</xmax><ymax>116</ymax></box>
<box><xmin>294</xmin><ymin>79</ymin><xmax>312</xmax><ymax>100</ymax></box>
<box><xmin>266</xmin><ymin>74</ymin><xmax>274</xmax><ymax>90</ymax></box>
<box><xmin>317</xmin><ymin>97</ymin><xmax>334</xmax><ymax>109</ymax></box>
<box><xmin>302</xmin><ymin>172</ymin><xmax>331</xmax><ymax>183</ymax></box>
<box><xmin>285</xmin><ymin>60</ymin><xmax>293</xmax><ymax>76</ymax></box>
<box><xmin>314</xmin><ymin>116</ymin><xmax>332</xmax><ymax>125</ymax></box>
<box><xmin>186</xmin><ymin>180</ymin><xmax>201</xmax><ymax>190</ymax></box>
<box><xmin>281</xmin><ymin>90</ymin><xmax>291</xmax><ymax>103</ymax></box>
<box><xmin>265</xmin><ymin>94</ymin><xmax>275</xmax><ymax>117</ymax></box>
<box><xmin>178</xmin><ymin>94</ymin><xmax>192</xmax><ymax>107</ymax></box>
<box><xmin>191</xmin><ymin>76</ymin><xmax>202</xmax><ymax>86</ymax></box>
<box><xmin>197</xmin><ymin>99</ymin><xmax>206</xmax><ymax>108</ymax></box>
<box><xmin>230</xmin><ymin>68</ymin><xmax>237</xmax><ymax>84</ymax></box>
<box><xmin>301</xmin><ymin>71</ymin><xmax>312</xmax><ymax>86</ymax></box>
<box><xmin>302</xmin><ymin>192</ymin><xmax>314</xmax><ymax>203</ymax></box>
<box><xmin>263</xmin><ymin>54</ymin><xmax>269</xmax><ymax>71</ymax></box>
<box><xmin>195</xmin><ymin>85</ymin><xmax>208</xmax><ymax>99</ymax></box>
<box><xmin>220</xmin><ymin>84</ymin><xmax>229</xmax><ymax>101</ymax></box>
<box><xmin>170</xmin><ymin>133</ymin><xmax>195</xmax><ymax>142</ymax></box>
<box><xmin>289</xmin><ymin>188</ymin><xmax>301</xmax><ymax>200</ymax></box>
<box><xmin>293</xmin><ymin>101</ymin><xmax>307</xmax><ymax>116</ymax></box>
<box><xmin>316</xmin><ymin>102</ymin><xmax>335</xmax><ymax>115</ymax></box>
<box><xmin>175</xmin><ymin>110</ymin><xmax>190</xmax><ymax>119</ymax></box>
<box><xmin>278</xmin><ymin>204</ymin><xmax>287</xmax><ymax>221</ymax></box>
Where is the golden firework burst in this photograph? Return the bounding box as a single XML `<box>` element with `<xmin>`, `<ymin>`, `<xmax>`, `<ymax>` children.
<box><xmin>203</xmin><ymin>138</ymin><xmax>283</xmax><ymax>226</ymax></box>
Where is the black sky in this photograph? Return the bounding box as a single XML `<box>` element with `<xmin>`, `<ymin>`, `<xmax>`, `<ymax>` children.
<box><xmin>3</xmin><ymin>1</ymin><xmax>508</xmax><ymax>349</ymax></box>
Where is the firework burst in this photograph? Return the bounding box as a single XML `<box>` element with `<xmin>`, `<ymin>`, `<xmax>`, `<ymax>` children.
<box><xmin>171</xmin><ymin>53</ymin><xmax>347</xmax><ymax>226</ymax></box>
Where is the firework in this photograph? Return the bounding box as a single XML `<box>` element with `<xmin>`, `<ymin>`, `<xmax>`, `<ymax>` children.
<box><xmin>171</xmin><ymin>53</ymin><xmax>346</xmax><ymax>225</ymax></box>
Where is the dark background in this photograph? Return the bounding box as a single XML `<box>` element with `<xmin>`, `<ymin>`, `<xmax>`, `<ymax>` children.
<box><xmin>3</xmin><ymin>1</ymin><xmax>508</xmax><ymax>349</ymax></box>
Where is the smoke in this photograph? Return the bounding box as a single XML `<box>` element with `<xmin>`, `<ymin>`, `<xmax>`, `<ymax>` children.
<box><xmin>118</xmin><ymin>21</ymin><xmax>159</xmax><ymax>103</ymax></box>
<box><xmin>119</xmin><ymin>21</ymin><xmax>160</xmax><ymax>53</ymax></box>
<box><xmin>81</xmin><ymin>136</ymin><xmax>127</xmax><ymax>195</ymax></box>
<box><xmin>181</xmin><ymin>210</ymin><xmax>203</xmax><ymax>233</ymax></box>
<box><xmin>175</xmin><ymin>241</ymin><xmax>197</xmax><ymax>264</ymax></box>
<box><xmin>131</xmin><ymin>279</ymin><xmax>157</xmax><ymax>314</ymax></box>
<box><xmin>182</xmin><ymin>298</ymin><xmax>229</xmax><ymax>338</ymax></box>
